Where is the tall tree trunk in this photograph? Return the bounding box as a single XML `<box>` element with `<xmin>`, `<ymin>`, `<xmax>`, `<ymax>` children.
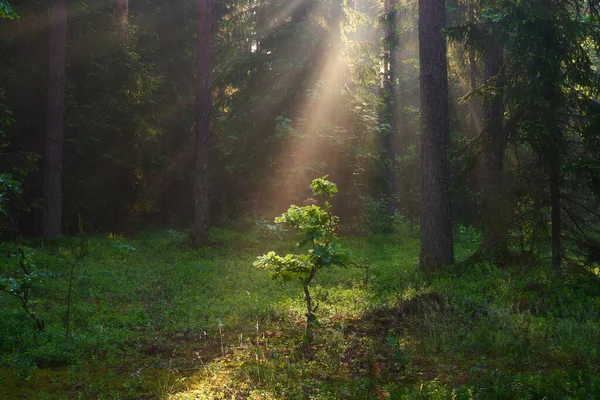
<box><xmin>193</xmin><ymin>0</ymin><xmax>215</xmax><ymax>246</ymax></box>
<box><xmin>549</xmin><ymin>146</ymin><xmax>561</xmax><ymax>270</ymax></box>
<box><xmin>418</xmin><ymin>0</ymin><xmax>453</xmax><ymax>269</ymax></box>
<box><xmin>468</xmin><ymin>3</ymin><xmax>478</xmax><ymax>139</ymax></box>
<box><xmin>383</xmin><ymin>0</ymin><xmax>399</xmax><ymax>215</ymax></box>
<box><xmin>44</xmin><ymin>0</ymin><xmax>67</xmax><ymax>239</ymax></box>
<box><xmin>540</xmin><ymin>14</ymin><xmax>562</xmax><ymax>271</ymax></box>
<box><xmin>480</xmin><ymin>34</ymin><xmax>507</xmax><ymax>260</ymax></box>
<box><xmin>544</xmin><ymin>77</ymin><xmax>562</xmax><ymax>271</ymax></box>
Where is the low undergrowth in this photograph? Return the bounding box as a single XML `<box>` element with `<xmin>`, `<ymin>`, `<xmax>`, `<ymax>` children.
<box><xmin>0</xmin><ymin>225</ymin><xmax>599</xmax><ymax>399</ymax></box>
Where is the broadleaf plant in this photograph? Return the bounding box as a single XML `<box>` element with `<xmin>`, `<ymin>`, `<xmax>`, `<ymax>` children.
<box><xmin>254</xmin><ymin>176</ymin><xmax>352</xmax><ymax>344</ymax></box>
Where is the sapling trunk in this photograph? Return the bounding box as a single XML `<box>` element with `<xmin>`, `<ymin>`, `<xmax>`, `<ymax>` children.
<box><xmin>10</xmin><ymin>216</ymin><xmax>45</xmax><ymax>331</ymax></box>
<box><xmin>303</xmin><ymin>282</ymin><xmax>314</xmax><ymax>344</ymax></box>
<box><xmin>65</xmin><ymin>261</ymin><xmax>75</xmax><ymax>340</ymax></box>
<box><xmin>19</xmin><ymin>290</ymin><xmax>45</xmax><ymax>331</ymax></box>
<box><xmin>303</xmin><ymin>265</ymin><xmax>317</xmax><ymax>344</ymax></box>
<box><xmin>61</xmin><ymin>244</ymin><xmax>86</xmax><ymax>340</ymax></box>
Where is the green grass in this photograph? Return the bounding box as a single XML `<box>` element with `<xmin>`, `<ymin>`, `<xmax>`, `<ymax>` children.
<box><xmin>0</xmin><ymin>224</ymin><xmax>599</xmax><ymax>399</ymax></box>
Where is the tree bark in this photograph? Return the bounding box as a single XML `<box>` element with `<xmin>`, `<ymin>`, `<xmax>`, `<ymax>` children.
<box><xmin>549</xmin><ymin>148</ymin><xmax>561</xmax><ymax>270</ymax></box>
<box><xmin>468</xmin><ymin>3</ymin><xmax>478</xmax><ymax>139</ymax></box>
<box><xmin>543</xmin><ymin>88</ymin><xmax>562</xmax><ymax>272</ymax></box>
<box><xmin>383</xmin><ymin>0</ymin><xmax>399</xmax><ymax>214</ymax></box>
<box><xmin>418</xmin><ymin>0</ymin><xmax>453</xmax><ymax>269</ymax></box>
<box><xmin>44</xmin><ymin>0</ymin><xmax>67</xmax><ymax>239</ymax></box>
<box><xmin>480</xmin><ymin>34</ymin><xmax>507</xmax><ymax>260</ymax></box>
<box><xmin>540</xmin><ymin>13</ymin><xmax>562</xmax><ymax>271</ymax></box>
<box><xmin>193</xmin><ymin>0</ymin><xmax>215</xmax><ymax>246</ymax></box>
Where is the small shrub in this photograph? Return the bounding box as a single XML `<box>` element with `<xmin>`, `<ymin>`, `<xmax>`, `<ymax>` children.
<box><xmin>254</xmin><ymin>177</ymin><xmax>352</xmax><ymax>343</ymax></box>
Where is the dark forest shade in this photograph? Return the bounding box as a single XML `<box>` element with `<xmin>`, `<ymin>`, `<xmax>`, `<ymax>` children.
<box><xmin>418</xmin><ymin>0</ymin><xmax>454</xmax><ymax>269</ymax></box>
<box><xmin>116</xmin><ymin>0</ymin><xmax>128</xmax><ymax>25</ymax></box>
<box><xmin>44</xmin><ymin>0</ymin><xmax>67</xmax><ymax>239</ymax></box>
<box><xmin>480</xmin><ymin>32</ymin><xmax>507</xmax><ymax>260</ymax></box>
<box><xmin>193</xmin><ymin>0</ymin><xmax>215</xmax><ymax>246</ymax></box>
<box><xmin>0</xmin><ymin>0</ymin><xmax>597</xmax><ymax>269</ymax></box>
<box><xmin>116</xmin><ymin>0</ymin><xmax>128</xmax><ymax>39</ymax></box>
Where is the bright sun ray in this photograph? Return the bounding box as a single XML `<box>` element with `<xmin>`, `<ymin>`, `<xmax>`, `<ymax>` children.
<box><xmin>267</xmin><ymin>14</ymin><xmax>348</xmax><ymax>207</ymax></box>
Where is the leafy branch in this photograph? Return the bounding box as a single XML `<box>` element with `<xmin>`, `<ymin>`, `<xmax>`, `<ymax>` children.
<box><xmin>0</xmin><ymin>173</ymin><xmax>44</xmax><ymax>331</ymax></box>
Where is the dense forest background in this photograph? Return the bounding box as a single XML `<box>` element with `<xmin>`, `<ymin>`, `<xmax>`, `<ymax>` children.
<box><xmin>1</xmin><ymin>0</ymin><xmax>600</xmax><ymax>265</ymax></box>
<box><xmin>1</xmin><ymin>0</ymin><xmax>414</xmax><ymax>236</ymax></box>
<box><xmin>2</xmin><ymin>0</ymin><xmax>600</xmax><ymax>397</ymax></box>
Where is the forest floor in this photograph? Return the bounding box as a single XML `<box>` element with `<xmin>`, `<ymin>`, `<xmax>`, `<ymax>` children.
<box><xmin>1</xmin><ymin>224</ymin><xmax>600</xmax><ymax>399</ymax></box>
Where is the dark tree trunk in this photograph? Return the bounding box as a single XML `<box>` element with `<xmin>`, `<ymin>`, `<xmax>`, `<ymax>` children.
<box><xmin>383</xmin><ymin>0</ymin><xmax>399</xmax><ymax>214</ymax></box>
<box><xmin>468</xmin><ymin>3</ymin><xmax>478</xmax><ymax>139</ymax></box>
<box><xmin>193</xmin><ymin>0</ymin><xmax>215</xmax><ymax>246</ymax></box>
<box><xmin>545</xmin><ymin>97</ymin><xmax>562</xmax><ymax>271</ymax></box>
<box><xmin>480</xmin><ymin>35</ymin><xmax>507</xmax><ymax>260</ymax></box>
<box><xmin>44</xmin><ymin>0</ymin><xmax>67</xmax><ymax>239</ymax></box>
<box><xmin>540</xmin><ymin>16</ymin><xmax>562</xmax><ymax>271</ymax></box>
<box><xmin>418</xmin><ymin>0</ymin><xmax>453</xmax><ymax>269</ymax></box>
<box><xmin>549</xmin><ymin>147</ymin><xmax>561</xmax><ymax>270</ymax></box>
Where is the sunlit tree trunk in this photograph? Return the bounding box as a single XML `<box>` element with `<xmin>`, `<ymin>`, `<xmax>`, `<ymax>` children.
<box><xmin>44</xmin><ymin>0</ymin><xmax>67</xmax><ymax>239</ymax></box>
<box><xmin>418</xmin><ymin>0</ymin><xmax>454</xmax><ymax>269</ymax></box>
<box><xmin>480</xmin><ymin>34</ymin><xmax>507</xmax><ymax>261</ymax></box>
<box><xmin>193</xmin><ymin>0</ymin><xmax>215</xmax><ymax>246</ymax></box>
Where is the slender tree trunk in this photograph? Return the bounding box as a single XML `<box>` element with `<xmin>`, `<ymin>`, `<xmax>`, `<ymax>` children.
<box><xmin>540</xmin><ymin>15</ymin><xmax>562</xmax><ymax>271</ymax></box>
<box><xmin>418</xmin><ymin>0</ymin><xmax>453</xmax><ymax>269</ymax></box>
<box><xmin>193</xmin><ymin>0</ymin><xmax>215</xmax><ymax>246</ymax></box>
<box><xmin>468</xmin><ymin>3</ymin><xmax>478</xmax><ymax>139</ymax></box>
<box><xmin>383</xmin><ymin>0</ymin><xmax>399</xmax><ymax>215</ymax></box>
<box><xmin>303</xmin><ymin>281</ymin><xmax>315</xmax><ymax>344</ymax></box>
<box><xmin>44</xmin><ymin>0</ymin><xmax>67</xmax><ymax>239</ymax></box>
<box><xmin>549</xmin><ymin>148</ymin><xmax>561</xmax><ymax>270</ymax></box>
<box><xmin>544</xmin><ymin>86</ymin><xmax>562</xmax><ymax>271</ymax></box>
<box><xmin>480</xmin><ymin>34</ymin><xmax>507</xmax><ymax>260</ymax></box>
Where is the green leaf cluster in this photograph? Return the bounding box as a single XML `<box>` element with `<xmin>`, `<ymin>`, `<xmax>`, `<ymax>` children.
<box><xmin>254</xmin><ymin>252</ymin><xmax>310</xmax><ymax>281</ymax></box>
<box><xmin>0</xmin><ymin>270</ymin><xmax>38</xmax><ymax>298</ymax></box>
<box><xmin>0</xmin><ymin>173</ymin><xmax>21</xmax><ymax>216</ymax></box>
<box><xmin>0</xmin><ymin>1</ymin><xmax>17</xmax><ymax>20</ymax></box>
<box><xmin>254</xmin><ymin>177</ymin><xmax>352</xmax><ymax>283</ymax></box>
<box><xmin>310</xmin><ymin>176</ymin><xmax>339</xmax><ymax>198</ymax></box>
